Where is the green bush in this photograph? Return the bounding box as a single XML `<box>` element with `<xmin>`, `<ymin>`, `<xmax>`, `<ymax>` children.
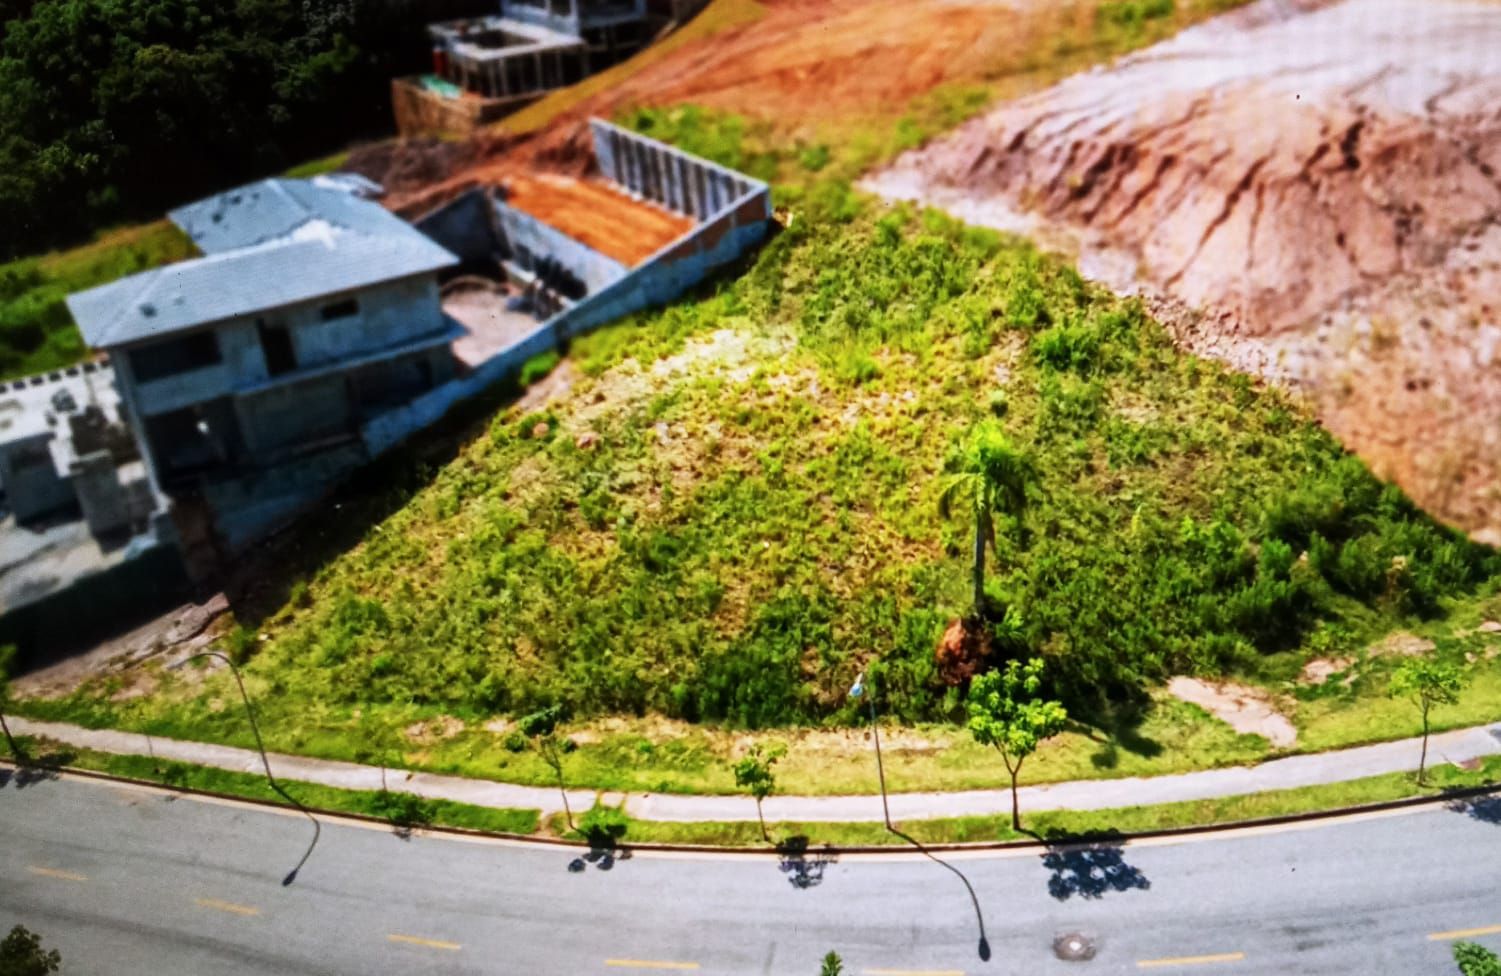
<box><xmin>1455</xmin><ymin>942</ymin><xmax>1501</xmax><ymax>976</ymax></box>
<box><xmin>370</xmin><ymin>790</ymin><xmax>436</xmax><ymax>829</ymax></box>
<box><xmin>1098</xmin><ymin>0</ymin><xmax>1175</xmax><ymax>27</ymax></box>
<box><xmin>519</xmin><ymin>350</ymin><xmax>561</xmax><ymax>387</ymax></box>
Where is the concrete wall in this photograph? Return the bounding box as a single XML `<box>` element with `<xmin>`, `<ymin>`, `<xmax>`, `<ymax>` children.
<box><xmin>125</xmin><ymin>273</ymin><xmax>445</xmax><ymax>418</ymax></box>
<box><xmin>0</xmin><ymin>433</ymin><xmax>75</xmax><ymax>522</ymax></box>
<box><xmin>492</xmin><ymin>200</ymin><xmax>629</xmax><ymax>292</ymax></box>
<box><xmin>201</xmin><ymin>121</ymin><xmax>770</xmax><ymax>552</ymax></box>
<box><xmin>415</xmin><ymin>188</ymin><xmax>502</xmax><ymax>267</ymax></box>
<box><xmin>590</xmin><ymin>118</ymin><xmax>759</xmax><ymax>221</ymax></box>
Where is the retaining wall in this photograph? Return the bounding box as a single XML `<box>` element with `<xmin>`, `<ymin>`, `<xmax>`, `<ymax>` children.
<box><xmin>589</xmin><ymin>118</ymin><xmax>758</xmax><ymax>221</ymax></box>
<box><xmin>491</xmin><ymin>200</ymin><xmax>630</xmax><ymax>294</ymax></box>
<box><xmin>414</xmin><ymin>188</ymin><xmax>502</xmax><ymax>268</ymax></box>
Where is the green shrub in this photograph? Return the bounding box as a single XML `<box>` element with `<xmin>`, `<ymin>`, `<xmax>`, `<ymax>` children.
<box><xmin>1454</xmin><ymin>941</ymin><xmax>1501</xmax><ymax>976</ymax></box>
<box><xmin>370</xmin><ymin>790</ymin><xmax>436</xmax><ymax>828</ymax></box>
<box><xmin>519</xmin><ymin>350</ymin><xmax>561</xmax><ymax>387</ymax></box>
<box><xmin>1098</xmin><ymin>0</ymin><xmax>1174</xmax><ymax>27</ymax></box>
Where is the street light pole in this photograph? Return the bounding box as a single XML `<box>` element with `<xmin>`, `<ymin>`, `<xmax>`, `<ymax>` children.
<box><xmin>170</xmin><ymin>651</ymin><xmax>320</xmax><ymax>885</ymax></box>
<box><xmin>850</xmin><ymin>667</ymin><xmax>990</xmax><ymax>961</ymax></box>
<box><xmin>850</xmin><ymin>670</ymin><xmax>891</xmax><ymax>831</ymax></box>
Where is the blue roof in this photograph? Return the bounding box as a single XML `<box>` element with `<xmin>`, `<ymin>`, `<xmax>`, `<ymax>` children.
<box><xmin>68</xmin><ymin>178</ymin><xmax>458</xmax><ymax>349</ymax></box>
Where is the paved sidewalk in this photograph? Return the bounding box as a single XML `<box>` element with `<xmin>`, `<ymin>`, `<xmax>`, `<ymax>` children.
<box><xmin>11</xmin><ymin>716</ymin><xmax>1501</xmax><ymax>823</ymax></box>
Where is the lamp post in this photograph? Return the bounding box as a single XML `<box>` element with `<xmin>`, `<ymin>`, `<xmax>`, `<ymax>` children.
<box><xmin>170</xmin><ymin>651</ymin><xmax>319</xmax><ymax>885</ymax></box>
<box><xmin>848</xmin><ymin>670</ymin><xmax>891</xmax><ymax>831</ymax></box>
<box><xmin>851</xmin><ymin>667</ymin><xmax>990</xmax><ymax>962</ymax></box>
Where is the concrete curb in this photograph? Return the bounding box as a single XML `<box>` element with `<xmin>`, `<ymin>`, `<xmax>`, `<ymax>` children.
<box><xmin>5</xmin><ymin>758</ymin><xmax>1497</xmax><ymax>858</ymax></box>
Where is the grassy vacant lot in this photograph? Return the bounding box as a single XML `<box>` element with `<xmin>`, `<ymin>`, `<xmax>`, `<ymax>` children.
<box><xmin>20</xmin><ymin>105</ymin><xmax>1501</xmax><ymax>801</ymax></box>
<box><xmin>0</xmin><ymin>221</ymin><xmax>195</xmax><ymax>380</ymax></box>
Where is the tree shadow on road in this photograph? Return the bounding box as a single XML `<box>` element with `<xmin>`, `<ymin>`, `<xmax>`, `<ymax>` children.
<box><xmin>1038</xmin><ymin>831</ymin><xmax>1151</xmax><ymax>901</ymax></box>
<box><xmin>776</xmin><ymin>835</ymin><xmax>836</xmax><ymax>890</ymax></box>
<box><xmin>0</xmin><ymin>748</ymin><xmax>75</xmax><ymax>792</ymax></box>
<box><xmin>1446</xmin><ymin>794</ymin><xmax>1501</xmax><ymax>824</ymax></box>
<box><xmin>567</xmin><ymin>823</ymin><xmax>632</xmax><ymax>875</ymax></box>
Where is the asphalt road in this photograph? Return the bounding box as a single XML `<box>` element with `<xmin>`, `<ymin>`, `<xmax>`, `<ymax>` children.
<box><xmin>4</xmin><ymin>772</ymin><xmax>1501</xmax><ymax>976</ymax></box>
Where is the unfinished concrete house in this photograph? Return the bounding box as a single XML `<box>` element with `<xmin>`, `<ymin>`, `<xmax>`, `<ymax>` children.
<box><xmin>393</xmin><ymin>0</ymin><xmax>655</xmax><ymax>135</ymax></box>
<box><xmin>393</xmin><ymin>118</ymin><xmax>771</xmax><ymax>450</ymax></box>
<box><xmin>66</xmin><ymin>174</ymin><xmax>463</xmax><ymax>555</ymax></box>
<box><xmin>26</xmin><ymin>120</ymin><xmax>766</xmax><ymax>650</ymax></box>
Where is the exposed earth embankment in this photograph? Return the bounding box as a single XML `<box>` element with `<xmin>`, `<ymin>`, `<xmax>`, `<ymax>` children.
<box><xmin>866</xmin><ymin>0</ymin><xmax>1501</xmax><ymax>541</ymax></box>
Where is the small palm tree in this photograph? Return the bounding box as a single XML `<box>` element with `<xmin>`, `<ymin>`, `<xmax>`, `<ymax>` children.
<box><xmin>939</xmin><ymin>423</ymin><xmax>1035</xmax><ymax>617</ymax></box>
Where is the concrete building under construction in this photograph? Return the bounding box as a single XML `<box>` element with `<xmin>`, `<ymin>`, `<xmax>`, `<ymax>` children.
<box><xmin>393</xmin><ymin>0</ymin><xmax>703</xmax><ymax>135</ymax></box>
<box><xmin>2</xmin><ymin>118</ymin><xmax>769</xmax><ymax>651</ymax></box>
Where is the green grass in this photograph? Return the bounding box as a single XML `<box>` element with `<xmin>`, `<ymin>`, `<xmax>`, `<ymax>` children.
<box><xmin>283</xmin><ymin>150</ymin><xmax>353</xmax><ymax>179</ymax></box>
<box><xmin>20</xmin><ymin>738</ymin><xmax>540</xmax><ymax>835</ymax></box>
<box><xmin>575</xmin><ymin>755</ymin><xmax>1501</xmax><ymax>848</ymax></box>
<box><xmin>0</xmin><ymin>221</ymin><xmax>196</xmax><ymax>380</ymax></box>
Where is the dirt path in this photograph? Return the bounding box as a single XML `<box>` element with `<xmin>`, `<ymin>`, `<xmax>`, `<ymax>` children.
<box><xmin>865</xmin><ymin>0</ymin><xmax>1501</xmax><ymax>540</ymax></box>
<box><xmin>1168</xmin><ymin>677</ymin><xmax>1298</xmax><ymax>748</ymax></box>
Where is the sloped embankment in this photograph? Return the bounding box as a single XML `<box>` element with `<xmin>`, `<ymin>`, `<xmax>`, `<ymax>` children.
<box><xmin>866</xmin><ymin>0</ymin><xmax>1501</xmax><ymax>542</ymax></box>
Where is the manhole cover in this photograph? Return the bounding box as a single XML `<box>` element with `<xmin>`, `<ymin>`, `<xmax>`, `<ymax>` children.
<box><xmin>1053</xmin><ymin>932</ymin><xmax>1097</xmax><ymax>961</ymax></box>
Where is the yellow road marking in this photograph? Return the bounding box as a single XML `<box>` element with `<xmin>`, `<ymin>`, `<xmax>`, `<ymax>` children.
<box><xmin>27</xmin><ymin>866</ymin><xmax>87</xmax><ymax>882</ymax></box>
<box><xmin>604</xmin><ymin>961</ymin><xmax>701</xmax><ymax>971</ymax></box>
<box><xmin>388</xmin><ymin>934</ymin><xmax>462</xmax><ymax>952</ymax></box>
<box><xmin>862</xmin><ymin>969</ymin><xmax>965</xmax><ymax>976</ymax></box>
<box><xmin>1138</xmin><ymin>952</ymin><xmax>1245</xmax><ymax>968</ymax></box>
<box><xmin>1429</xmin><ymin>924</ymin><xmax>1501</xmax><ymax>942</ymax></box>
<box><xmin>195</xmin><ymin>898</ymin><xmax>260</xmax><ymax>917</ymax></box>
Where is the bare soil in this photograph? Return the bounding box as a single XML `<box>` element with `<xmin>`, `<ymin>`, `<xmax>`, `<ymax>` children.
<box><xmin>865</xmin><ymin>0</ymin><xmax>1501</xmax><ymax>541</ymax></box>
<box><xmin>367</xmin><ymin>0</ymin><xmax>1102</xmax><ymax>217</ymax></box>
<box><xmin>1366</xmin><ymin>630</ymin><xmax>1437</xmax><ymax>658</ymax></box>
<box><xmin>1299</xmin><ymin>656</ymin><xmax>1355</xmax><ymax>685</ymax></box>
<box><xmin>13</xmin><ymin>594</ymin><xmax>230</xmax><ymax>699</ymax></box>
<box><xmin>1167</xmin><ymin>676</ymin><xmax>1297</xmax><ymax>747</ymax></box>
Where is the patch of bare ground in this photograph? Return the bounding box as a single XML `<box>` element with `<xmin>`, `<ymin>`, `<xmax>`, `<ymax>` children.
<box><xmin>1367</xmin><ymin>631</ymin><xmax>1436</xmax><ymax>658</ymax></box>
<box><xmin>1299</xmin><ymin>656</ymin><xmax>1356</xmax><ymax>686</ymax></box>
<box><xmin>865</xmin><ymin>0</ymin><xmax>1501</xmax><ymax>540</ymax></box>
<box><xmin>402</xmin><ymin>715</ymin><xmax>467</xmax><ymax>744</ymax></box>
<box><xmin>13</xmin><ymin>594</ymin><xmax>231</xmax><ymax>700</ymax></box>
<box><xmin>1167</xmin><ymin>676</ymin><xmax>1297</xmax><ymax>747</ymax></box>
<box><xmin>732</xmin><ymin>726</ymin><xmax>945</xmax><ymax>760</ymax></box>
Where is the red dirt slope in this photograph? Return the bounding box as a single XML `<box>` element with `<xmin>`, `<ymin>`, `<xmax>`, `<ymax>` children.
<box><xmin>867</xmin><ymin>0</ymin><xmax>1501</xmax><ymax>541</ymax></box>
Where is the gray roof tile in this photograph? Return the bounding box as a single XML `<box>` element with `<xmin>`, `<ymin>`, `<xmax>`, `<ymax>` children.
<box><xmin>69</xmin><ymin>179</ymin><xmax>457</xmax><ymax>349</ymax></box>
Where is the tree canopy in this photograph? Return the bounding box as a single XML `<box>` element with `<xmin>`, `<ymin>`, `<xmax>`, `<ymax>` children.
<box><xmin>0</xmin><ymin>926</ymin><xmax>60</xmax><ymax>976</ymax></box>
<box><xmin>0</xmin><ymin>0</ymin><xmax>475</xmax><ymax>258</ymax></box>
<box><xmin>967</xmin><ymin>657</ymin><xmax>1067</xmax><ymax>829</ymax></box>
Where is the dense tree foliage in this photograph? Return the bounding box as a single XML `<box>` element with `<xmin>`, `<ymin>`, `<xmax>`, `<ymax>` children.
<box><xmin>967</xmin><ymin>658</ymin><xmax>1068</xmax><ymax>830</ymax></box>
<box><xmin>0</xmin><ymin>0</ymin><xmax>481</xmax><ymax>257</ymax></box>
<box><xmin>0</xmin><ymin>926</ymin><xmax>60</xmax><ymax>976</ymax></box>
